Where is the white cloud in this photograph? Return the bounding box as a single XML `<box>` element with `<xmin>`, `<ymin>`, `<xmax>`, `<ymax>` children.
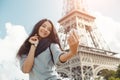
<box><xmin>92</xmin><ymin>12</ymin><xmax>120</xmax><ymax>58</ymax></box>
<box><xmin>0</xmin><ymin>22</ymin><xmax>28</xmax><ymax>61</ymax></box>
<box><xmin>0</xmin><ymin>22</ymin><xmax>28</xmax><ymax>80</ymax></box>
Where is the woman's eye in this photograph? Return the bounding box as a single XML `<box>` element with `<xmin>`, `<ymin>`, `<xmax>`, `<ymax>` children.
<box><xmin>42</xmin><ymin>25</ymin><xmax>45</xmax><ymax>28</ymax></box>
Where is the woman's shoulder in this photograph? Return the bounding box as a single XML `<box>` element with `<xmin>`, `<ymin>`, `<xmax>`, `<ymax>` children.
<box><xmin>50</xmin><ymin>43</ymin><xmax>59</xmax><ymax>48</ymax></box>
<box><xmin>50</xmin><ymin>43</ymin><xmax>61</xmax><ymax>50</ymax></box>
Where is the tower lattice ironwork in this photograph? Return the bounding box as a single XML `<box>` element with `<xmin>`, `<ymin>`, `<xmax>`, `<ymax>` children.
<box><xmin>57</xmin><ymin>0</ymin><xmax>120</xmax><ymax>80</ymax></box>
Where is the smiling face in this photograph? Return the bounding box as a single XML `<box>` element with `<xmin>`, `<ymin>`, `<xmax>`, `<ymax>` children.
<box><xmin>38</xmin><ymin>21</ymin><xmax>52</xmax><ymax>38</ymax></box>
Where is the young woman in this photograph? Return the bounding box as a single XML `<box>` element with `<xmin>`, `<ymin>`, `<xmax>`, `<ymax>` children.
<box><xmin>17</xmin><ymin>19</ymin><xmax>79</xmax><ymax>80</ymax></box>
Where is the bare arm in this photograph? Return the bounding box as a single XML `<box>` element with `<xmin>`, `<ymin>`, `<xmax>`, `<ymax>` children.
<box><xmin>59</xmin><ymin>51</ymin><xmax>75</xmax><ymax>63</ymax></box>
<box><xmin>22</xmin><ymin>34</ymin><xmax>39</xmax><ymax>73</ymax></box>
<box><xmin>59</xmin><ymin>29</ymin><xmax>79</xmax><ymax>62</ymax></box>
<box><xmin>22</xmin><ymin>45</ymin><xmax>36</xmax><ymax>73</ymax></box>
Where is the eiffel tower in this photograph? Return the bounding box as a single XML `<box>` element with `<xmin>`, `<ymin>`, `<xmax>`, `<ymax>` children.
<box><xmin>57</xmin><ymin>0</ymin><xmax>120</xmax><ymax>80</ymax></box>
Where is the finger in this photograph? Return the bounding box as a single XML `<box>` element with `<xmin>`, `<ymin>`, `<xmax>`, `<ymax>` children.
<box><xmin>68</xmin><ymin>34</ymin><xmax>77</xmax><ymax>45</ymax></box>
<box><xmin>34</xmin><ymin>34</ymin><xmax>38</xmax><ymax>38</ymax></box>
<box><xmin>31</xmin><ymin>37</ymin><xmax>37</xmax><ymax>41</ymax></box>
<box><xmin>31</xmin><ymin>36</ymin><xmax>38</xmax><ymax>41</ymax></box>
<box><xmin>72</xmin><ymin>29</ymin><xmax>79</xmax><ymax>40</ymax></box>
<box><xmin>35</xmin><ymin>34</ymin><xmax>41</xmax><ymax>39</ymax></box>
<box><xmin>35</xmin><ymin>34</ymin><xmax>37</xmax><ymax>36</ymax></box>
<box><xmin>71</xmin><ymin>31</ymin><xmax>78</xmax><ymax>42</ymax></box>
<box><xmin>67</xmin><ymin>37</ymin><xmax>73</xmax><ymax>46</ymax></box>
<box><xmin>69</xmin><ymin>29</ymin><xmax>78</xmax><ymax>40</ymax></box>
<box><xmin>33</xmin><ymin>34</ymin><xmax>38</xmax><ymax>38</ymax></box>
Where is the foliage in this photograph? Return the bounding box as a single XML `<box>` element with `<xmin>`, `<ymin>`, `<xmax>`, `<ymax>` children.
<box><xmin>98</xmin><ymin>64</ymin><xmax>120</xmax><ymax>80</ymax></box>
<box><xmin>115</xmin><ymin>64</ymin><xmax>120</xmax><ymax>78</ymax></box>
<box><xmin>109</xmin><ymin>76</ymin><xmax>120</xmax><ymax>80</ymax></box>
<box><xmin>98</xmin><ymin>69</ymin><xmax>116</xmax><ymax>80</ymax></box>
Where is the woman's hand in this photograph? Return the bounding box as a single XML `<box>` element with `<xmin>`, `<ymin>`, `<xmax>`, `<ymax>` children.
<box><xmin>29</xmin><ymin>34</ymin><xmax>39</xmax><ymax>47</ymax></box>
<box><xmin>67</xmin><ymin>29</ymin><xmax>79</xmax><ymax>55</ymax></box>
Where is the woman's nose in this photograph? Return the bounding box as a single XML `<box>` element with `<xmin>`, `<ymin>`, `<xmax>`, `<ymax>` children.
<box><xmin>44</xmin><ymin>28</ymin><xmax>48</xmax><ymax>32</ymax></box>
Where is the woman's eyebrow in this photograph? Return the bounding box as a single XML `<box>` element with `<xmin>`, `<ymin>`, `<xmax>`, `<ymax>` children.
<box><xmin>42</xmin><ymin>24</ymin><xmax>46</xmax><ymax>26</ymax></box>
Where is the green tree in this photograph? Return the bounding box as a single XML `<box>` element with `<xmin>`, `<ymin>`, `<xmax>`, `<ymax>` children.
<box><xmin>109</xmin><ymin>76</ymin><xmax>120</xmax><ymax>80</ymax></box>
<box><xmin>115</xmin><ymin>64</ymin><xmax>120</xmax><ymax>78</ymax></box>
<box><xmin>98</xmin><ymin>69</ymin><xmax>116</xmax><ymax>80</ymax></box>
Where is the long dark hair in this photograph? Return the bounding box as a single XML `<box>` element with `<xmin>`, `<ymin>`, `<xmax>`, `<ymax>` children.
<box><xmin>17</xmin><ymin>19</ymin><xmax>62</xmax><ymax>58</ymax></box>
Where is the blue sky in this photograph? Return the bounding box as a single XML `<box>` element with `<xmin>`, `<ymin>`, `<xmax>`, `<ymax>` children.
<box><xmin>1</xmin><ymin>0</ymin><xmax>120</xmax><ymax>38</ymax></box>
<box><xmin>0</xmin><ymin>0</ymin><xmax>62</xmax><ymax>38</ymax></box>
<box><xmin>0</xmin><ymin>0</ymin><xmax>120</xmax><ymax>80</ymax></box>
